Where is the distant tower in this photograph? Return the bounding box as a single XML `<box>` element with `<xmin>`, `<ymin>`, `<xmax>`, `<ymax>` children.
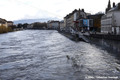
<box><xmin>105</xmin><ymin>0</ymin><xmax>111</xmax><ymax>13</ymax></box>
<box><xmin>108</xmin><ymin>0</ymin><xmax>111</xmax><ymax>9</ymax></box>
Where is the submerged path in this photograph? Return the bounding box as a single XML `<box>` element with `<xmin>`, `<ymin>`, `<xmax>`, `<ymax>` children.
<box><xmin>0</xmin><ymin>30</ymin><xmax>120</xmax><ymax>80</ymax></box>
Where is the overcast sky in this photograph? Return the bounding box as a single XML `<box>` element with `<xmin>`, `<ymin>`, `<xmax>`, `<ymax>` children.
<box><xmin>0</xmin><ymin>0</ymin><xmax>120</xmax><ymax>21</ymax></box>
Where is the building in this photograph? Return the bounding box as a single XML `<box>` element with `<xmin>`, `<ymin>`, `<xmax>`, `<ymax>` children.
<box><xmin>0</xmin><ymin>18</ymin><xmax>14</xmax><ymax>33</ymax></box>
<box><xmin>64</xmin><ymin>11</ymin><xmax>75</xmax><ymax>32</ymax></box>
<box><xmin>101</xmin><ymin>1</ymin><xmax>120</xmax><ymax>35</ymax></box>
<box><xmin>7</xmin><ymin>21</ymin><xmax>13</xmax><ymax>27</ymax></box>
<box><xmin>0</xmin><ymin>18</ymin><xmax>8</xmax><ymax>28</ymax></box>
<box><xmin>64</xmin><ymin>9</ymin><xmax>87</xmax><ymax>32</ymax></box>
<box><xmin>27</xmin><ymin>24</ymin><xmax>34</xmax><ymax>29</ymax></box>
<box><xmin>47</xmin><ymin>21</ymin><xmax>60</xmax><ymax>30</ymax></box>
<box><xmin>64</xmin><ymin>9</ymin><xmax>77</xmax><ymax>32</ymax></box>
<box><xmin>59</xmin><ymin>20</ymin><xmax>64</xmax><ymax>31</ymax></box>
<box><xmin>47</xmin><ymin>21</ymin><xmax>51</xmax><ymax>29</ymax></box>
<box><xmin>87</xmin><ymin>13</ymin><xmax>104</xmax><ymax>32</ymax></box>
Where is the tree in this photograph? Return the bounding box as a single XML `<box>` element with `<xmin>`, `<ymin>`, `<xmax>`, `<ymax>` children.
<box><xmin>33</xmin><ymin>22</ymin><xmax>47</xmax><ymax>29</ymax></box>
<box><xmin>17</xmin><ymin>23</ymin><xmax>23</xmax><ymax>28</ymax></box>
<box><xmin>23</xmin><ymin>23</ymin><xmax>28</xmax><ymax>29</ymax></box>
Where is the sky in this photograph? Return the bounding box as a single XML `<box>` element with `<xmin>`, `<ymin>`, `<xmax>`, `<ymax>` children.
<box><xmin>0</xmin><ymin>0</ymin><xmax>120</xmax><ymax>21</ymax></box>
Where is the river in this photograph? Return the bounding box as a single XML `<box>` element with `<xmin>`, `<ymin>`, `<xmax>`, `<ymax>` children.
<box><xmin>0</xmin><ymin>30</ymin><xmax>120</xmax><ymax>80</ymax></box>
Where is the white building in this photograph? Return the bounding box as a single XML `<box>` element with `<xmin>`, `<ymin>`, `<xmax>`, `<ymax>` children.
<box><xmin>7</xmin><ymin>21</ymin><xmax>13</xmax><ymax>27</ymax></box>
<box><xmin>27</xmin><ymin>24</ymin><xmax>33</xmax><ymax>29</ymax></box>
<box><xmin>0</xmin><ymin>18</ymin><xmax>8</xmax><ymax>28</ymax></box>
<box><xmin>47</xmin><ymin>21</ymin><xmax>60</xmax><ymax>30</ymax></box>
<box><xmin>101</xmin><ymin>3</ymin><xmax>120</xmax><ymax>35</ymax></box>
<box><xmin>59</xmin><ymin>20</ymin><xmax>64</xmax><ymax>31</ymax></box>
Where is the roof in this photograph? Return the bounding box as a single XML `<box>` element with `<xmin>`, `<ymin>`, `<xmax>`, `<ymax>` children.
<box><xmin>87</xmin><ymin>13</ymin><xmax>104</xmax><ymax>19</ymax></box>
<box><xmin>108</xmin><ymin>3</ymin><xmax>120</xmax><ymax>12</ymax></box>
<box><xmin>64</xmin><ymin>9</ymin><xmax>85</xmax><ymax>19</ymax></box>
<box><xmin>7</xmin><ymin>21</ymin><xmax>13</xmax><ymax>23</ymax></box>
<box><xmin>101</xmin><ymin>14</ymin><xmax>107</xmax><ymax>19</ymax></box>
<box><xmin>0</xmin><ymin>18</ymin><xmax>7</xmax><ymax>24</ymax></box>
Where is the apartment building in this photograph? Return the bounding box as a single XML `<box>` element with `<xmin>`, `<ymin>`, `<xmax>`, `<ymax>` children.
<box><xmin>47</xmin><ymin>21</ymin><xmax>60</xmax><ymax>30</ymax></box>
<box><xmin>0</xmin><ymin>18</ymin><xmax>8</xmax><ymax>28</ymax></box>
<box><xmin>59</xmin><ymin>20</ymin><xmax>64</xmax><ymax>31</ymax></box>
<box><xmin>101</xmin><ymin>2</ymin><xmax>120</xmax><ymax>35</ymax></box>
<box><xmin>7</xmin><ymin>21</ymin><xmax>13</xmax><ymax>27</ymax></box>
<box><xmin>64</xmin><ymin>9</ymin><xmax>87</xmax><ymax>32</ymax></box>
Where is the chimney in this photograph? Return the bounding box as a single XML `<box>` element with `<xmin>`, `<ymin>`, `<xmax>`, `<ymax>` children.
<box><xmin>79</xmin><ymin>8</ymin><xmax>80</xmax><ymax>12</ymax></box>
<box><xmin>82</xmin><ymin>9</ymin><xmax>84</xmax><ymax>12</ymax></box>
<box><xmin>113</xmin><ymin>2</ymin><xmax>115</xmax><ymax>7</ymax></box>
<box><xmin>78</xmin><ymin>8</ymin><xmax>80</xmax><ymax>16</ymax></box>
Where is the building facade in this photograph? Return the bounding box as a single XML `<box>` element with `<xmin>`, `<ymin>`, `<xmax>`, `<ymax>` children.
<box><xmin>47</xmin><ymin>21</ymin><xmax>60</xmax><ymax>30</ymax></box>
<box><xmin>87</xmin><ymin>13</ymin><xmax>104</xmax><ymax>32</ymax></box>
<box><xmin>64</xmin><ymin>9</ymin><xmax>87</xmax><ymax>32</ymax></box>
<box><xmin>7</xmin><ymin>21</ymin><xmax>13</xmax><ymax>27</ymax></box>
<box><xmin>0</xmin><ymin>18</ymin><xmax>8</xmax><ymax>28</ymax></box>
<box><xmin>101</xmin><ymin>2</ymin><xmax>120</xmax><ymax>35</ymax></box>
<box><xmin>27</xmin><ymin>24</ymin><xmax>34</xmax><ymax>29</ymax></box>
<box><xmin>59</xmin><ymin>20</ymin><xmax>64</xmax><ymax>31</ymax></box>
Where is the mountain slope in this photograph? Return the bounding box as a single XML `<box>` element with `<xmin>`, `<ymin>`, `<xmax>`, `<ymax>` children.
<box><xmin>14</xmin><ymin>18</ymin><xmax>60</xmax><ymax>24</ymax></box>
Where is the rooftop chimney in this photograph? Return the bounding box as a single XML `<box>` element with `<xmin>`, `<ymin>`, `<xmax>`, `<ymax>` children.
<box><xmin>78</xmin><ymin>8</ymin><xmax>80</xmax><ymax>16</ymax></box>
<box><xmin>82</xmin><ymin>9</ymin><xmax>84</xmax><ymax>12</ymax></box>
<box><xmin>113</xmin><ymin>2</ymin><xmax>115</xmax><ymax>7</ymax></box>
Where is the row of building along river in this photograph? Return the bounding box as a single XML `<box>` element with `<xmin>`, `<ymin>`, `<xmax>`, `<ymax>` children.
<box><xmin>0</xmin><ymin>30</ymin><xmax>120</xmax><ymax>80</ymax></box>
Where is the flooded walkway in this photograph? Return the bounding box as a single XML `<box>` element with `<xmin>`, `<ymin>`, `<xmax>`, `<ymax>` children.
<box><xmin>0</xmin><ymin>30</ymin><xmax>120</xmax><ymax>80</ymax></box>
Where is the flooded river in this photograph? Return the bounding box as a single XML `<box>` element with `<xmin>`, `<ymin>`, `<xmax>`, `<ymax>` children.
<box><xmin>0</xmin><ymin>30</ymin><xmax>120</xmax><ymax>80</ymax></box>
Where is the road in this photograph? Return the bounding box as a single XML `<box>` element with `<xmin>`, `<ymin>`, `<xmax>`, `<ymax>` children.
<box><xmin>0</xmin><ymin>30</ymin><xmax>120</xmax><ymax>80</ymax></box>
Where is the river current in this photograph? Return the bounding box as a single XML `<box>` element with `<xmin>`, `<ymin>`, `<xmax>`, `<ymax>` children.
<box><xmin>0</xmin><ymin>30</ymin><xmax>120</xmax><ymax>80</ymax></box>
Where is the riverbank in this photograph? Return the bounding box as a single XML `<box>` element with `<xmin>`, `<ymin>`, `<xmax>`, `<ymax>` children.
<box><xmin>0</xmin><ymin>28</ymin><xmax>24</xmax><ymax>34</ymax></box>
<box><xmin>0</xmin><ymin>30</ymin><xmax>13</xmax><ymax>34</ymax></box>
<box><xmin>84</xmin><ymin>32</ymin><xmax>120</xmax><ymax>41</ymax></box>
<box><xmin>58</xmin><ymin>31</ymin><xmax>80</xmax><ymax>41</ymax></box>
<box><xmin>59</xmin><ymin>30</ymin><xmax>120</xmax><ymax>42</ymax></box>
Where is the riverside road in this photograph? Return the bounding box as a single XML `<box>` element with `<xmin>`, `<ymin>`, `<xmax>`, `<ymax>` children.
<box><xmin>0</xmin><ymin>30</ymin><xmax>120</xmax><ymax>80</ymax></box>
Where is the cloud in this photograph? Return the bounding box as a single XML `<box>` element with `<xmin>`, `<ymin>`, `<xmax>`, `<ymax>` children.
<box><xmin>0</xmin><ymin>0</ymin><xmax>120</xmax><ymax>20</ymax></box>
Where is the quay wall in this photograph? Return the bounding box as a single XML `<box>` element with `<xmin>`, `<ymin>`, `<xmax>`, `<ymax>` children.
<box><xmin>89</xmin><ymin>34</ymin><xmax>120</xmax><ymax>41</ymax></box>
